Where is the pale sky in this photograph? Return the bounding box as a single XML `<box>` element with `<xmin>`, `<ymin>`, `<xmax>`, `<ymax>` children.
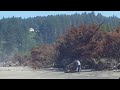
<box><xmin>0</xmin><ymin>11</ymin><xmax>120</xmax><ymax>19</ymax></box>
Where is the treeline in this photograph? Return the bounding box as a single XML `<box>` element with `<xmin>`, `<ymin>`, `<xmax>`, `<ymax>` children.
<box><xmin>0</xmin><ymin>12</ymin><xmax>120</xmax><ymax>62</ymax></box>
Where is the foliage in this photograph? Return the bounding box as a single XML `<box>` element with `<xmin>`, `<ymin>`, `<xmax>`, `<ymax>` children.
<box><xmin>0</xmin><ymin>12</ymin><xmax>120</xmax><ymax>59</ymax></box>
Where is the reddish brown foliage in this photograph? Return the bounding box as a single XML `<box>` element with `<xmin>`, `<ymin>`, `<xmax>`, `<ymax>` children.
<box><xmin>102</xmin><ymin>31</ymin><xmax>120</xmax><ymax>59</ymax></box>
<box><xmin>55</xmin><ymin>25</ymin><xmax>120</xmax><ymax>70</ymax></box>
<box><xmin>25</xmin><ymin>24</ymin><xmax>120</xmax><ymax>70</ymax></box>
<box><xmin>25</xmin><ymin>44</ymin><xmax>58</xmax><ymax>69</ymax></box>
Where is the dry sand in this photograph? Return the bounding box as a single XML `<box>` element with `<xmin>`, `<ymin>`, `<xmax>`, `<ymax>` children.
<box><xmin>0</xmin><ymin>66</ymin><xmax>120</xmax><ymax>79</ymax></box>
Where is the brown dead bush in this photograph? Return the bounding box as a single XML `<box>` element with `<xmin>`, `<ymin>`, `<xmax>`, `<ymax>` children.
<box><xmin>26</xmin><ymin>24</ymin><xmax>120</xmax><ymax>70</ymax></box>
<box><xmin>27</xmin><ymin>44</ymin><xmax>58</xmax><ymax>69</ymax></box>
<box><xmin>55</xmin><ymin>24</ymin><xmax>120</xmax><ymax>70</ymax></box>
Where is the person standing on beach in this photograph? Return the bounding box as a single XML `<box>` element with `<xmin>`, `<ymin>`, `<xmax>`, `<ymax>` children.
<box><xmin>75</xmin><ymin>59</ymin><xmax>81</xmax><ymax>72</ymax></box>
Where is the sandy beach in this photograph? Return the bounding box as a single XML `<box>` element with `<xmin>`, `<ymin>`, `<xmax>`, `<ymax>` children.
<box><xmin>0</xmin><ymin>66</ymin><xmax>120</xmax><ymax>79</ymax></box>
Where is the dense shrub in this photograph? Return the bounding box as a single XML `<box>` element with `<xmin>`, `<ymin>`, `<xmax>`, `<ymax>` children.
<box><xmin>24</xmin><ymin>44</ymin><xmax>59</xmax><ymax>69</ymax></box>
<box><xmin>55</xmin><ymin>24</ymin><xmax>120</xmax><ymax>70</ymax></box>
<box><xmin>24</xmin><ymin>24</ymin><xmax>120</xmax><ymax>70</ymax></box>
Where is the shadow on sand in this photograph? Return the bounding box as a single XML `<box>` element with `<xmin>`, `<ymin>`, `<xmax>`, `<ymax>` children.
<box><xmin>41</xmin><ymin>68</ymin><xmax>95</xmax><ymax>73</ymax></box>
